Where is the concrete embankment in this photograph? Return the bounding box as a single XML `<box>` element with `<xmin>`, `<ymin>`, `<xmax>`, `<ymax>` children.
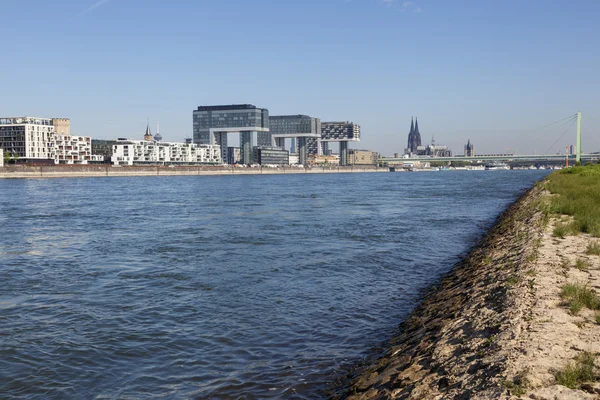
<box><xmin>333</xmin><ymin>178</ymin><xmax>600</xmax><ymax>399</ymax></box>
<box><xmin>0</xmin><ymin>165</ymin><xmax>387</xmax><ymax>179</ymax></box>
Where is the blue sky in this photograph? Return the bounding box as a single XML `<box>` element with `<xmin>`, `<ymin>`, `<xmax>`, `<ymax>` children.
<box><xmin>1</xmin><ymin>0</ymin><xmax>599</xmax><ymax>155</ymax></box>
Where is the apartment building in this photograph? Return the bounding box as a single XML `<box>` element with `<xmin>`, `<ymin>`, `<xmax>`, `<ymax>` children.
<box><xmin>112</xmin><ymin>139</ymin><xmax>222</xmax><ymax>165</ymax></box>
<box><xmin>53</xmin><ymin>134</ymin><xmax>104</xmax><ymax>164</ymax></box>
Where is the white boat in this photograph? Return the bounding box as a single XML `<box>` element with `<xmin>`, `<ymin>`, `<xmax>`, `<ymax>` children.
<box><xmin>485</xmin><ymin>162</ymin><xmax>510</xmax><ymax>170</ymax></box>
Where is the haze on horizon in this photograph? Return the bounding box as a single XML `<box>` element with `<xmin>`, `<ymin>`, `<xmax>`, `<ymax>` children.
<box><xmin>1</xmin><ymin>0</ymin><xmax>598</xmax><ymax>156</ymax></box>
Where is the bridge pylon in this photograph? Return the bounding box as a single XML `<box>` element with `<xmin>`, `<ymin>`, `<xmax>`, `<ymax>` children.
<box><xmin>576</xmin><ymin>111</ymin><xmax>582</xmax><ymax>164</ymax></box>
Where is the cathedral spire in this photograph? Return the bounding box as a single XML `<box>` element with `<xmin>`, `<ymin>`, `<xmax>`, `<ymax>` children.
<box><xmin>414</xmin><ymin>117</ymin><xmax>422</xmax><ymax>147</ymax></box>
<box><xmin>410</xmin><ymin>117</ymin><xmax>414</xmax><ymax>135</ymax></box>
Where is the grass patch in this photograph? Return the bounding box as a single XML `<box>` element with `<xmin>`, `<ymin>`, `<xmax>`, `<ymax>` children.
<box><xmin>561</xmin><ymin>282</ymin><xmax>600</xmax><ymax>314</ymax></box>
<box><xmin>553</xmin><ymin>222</ymin><xmax>579</xmax><ymax>238</ymax></box>
<box><xmin>546</xmin><ymin>164</ymin><xmax>600</xmax><ymax>237</ymax></box>
<box><xmin>503</xmin><ymin>370</ymin><xmax>529</xmax><ymax>396</ymax></box>
<box><xmin>554</xmin><ymin>351</ymin><xmax>596</xmax><ymax>389</ymax></box>
<box><xmin>506</xmin><ymin>275</ymin><xmax>519</xmax><ymax>287</ymax></box>
<box><xmin>575</xmin><ymin>258</ymin><xmax>592</xmax><ymax>271</ymax></box>
<box><xmin>587</xmin><ymin>241</ymin><xmax>600</xmax><ymax>256</ymax></box>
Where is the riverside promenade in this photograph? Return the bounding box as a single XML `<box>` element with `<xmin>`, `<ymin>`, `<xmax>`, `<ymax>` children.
<box><xmin>333</xmin><ymin>165</ymin><xmax>600</xmax><ymax>399</ymax></box>
<box><xmin>0</xmin><ymin>164</ymin><xmax>387</xmax><ymax>179</ymax></box>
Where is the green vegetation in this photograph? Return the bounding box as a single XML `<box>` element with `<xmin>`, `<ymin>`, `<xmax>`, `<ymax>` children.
<box><xmin>546</xmin><ymin>164</ymin><xmax>600</xmax><ymax>237</ymax></box>
<box><xmin>560</xmin><ymin>282</ymin><xmax>600</xmax><ymax>315</ymax></box>
<box><xmin>586</xmin><ymin>241</ymin><xmax>600</xmax><ymax>256</ymax></box>
<box><xmin>596</xmin><ymin>312</ymin><xmax>600</xmax><ymax>325</ymax></box>
<box><xmin>506</xmin><ymin>275</ymin><xmax>519</xmax><ymax>287</ymax></box>
<box><xmin>574</xmin><ymin>258</ymin><xmax>592</xmax><ymax>271</ymax></box>
<box><xmin>554</xmin><ymin>351</ymin><xmax>596</xmax><ymax>389</ymax></box>
<box><xmin>503</xmin><ymin>371</ymin><xmax>529</xmax><ymax>396</ymax></box>
<box><xmin>553</xmin><ymin>222</ymin><xmax>579</xmax><ymax>238</ymax></box>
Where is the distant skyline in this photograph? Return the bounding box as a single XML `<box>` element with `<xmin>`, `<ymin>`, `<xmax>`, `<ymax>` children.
<box><xmin>1</xmin><ymin>0</ymin><xmax>598</xmax><ymax>155</ymax></box>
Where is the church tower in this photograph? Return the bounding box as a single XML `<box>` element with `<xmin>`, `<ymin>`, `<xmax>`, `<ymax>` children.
<box><xmin>144</xmin><ymin>121</ymin><xmax>153</xmax><ymax>141</ymax></box>
<box><xmin>406</xmin><ymin>117</ymin><xmax>422</xmax><ymax>154</ymax></box>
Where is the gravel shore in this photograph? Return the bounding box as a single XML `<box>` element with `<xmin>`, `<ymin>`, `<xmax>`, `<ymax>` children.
<box><xmin>332</xmin><ymin>184</ymin><xmax>600</xmax><ymax>399</ymax></box>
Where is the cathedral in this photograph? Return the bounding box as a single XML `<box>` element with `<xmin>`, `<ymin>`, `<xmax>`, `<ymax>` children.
<box><xmin>404</xmin><ymin>118</ymin><xmax>453</xmax><ymax>157</ymax></box>
<box><xmin>405</xmin><ymin>117</ymin><xmax>422</xmax><ymax>154</ymax></box>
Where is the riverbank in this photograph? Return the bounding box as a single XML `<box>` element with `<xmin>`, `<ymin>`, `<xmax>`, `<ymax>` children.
<box><xmin>0</xmin><ymin>165</ymin><xmax>387</xmax><ymax>179</ymax></box>
<box><xmin>333</xmin><ymin>165</ymin><xmax>600</xmax><ymax>399</ymax></box>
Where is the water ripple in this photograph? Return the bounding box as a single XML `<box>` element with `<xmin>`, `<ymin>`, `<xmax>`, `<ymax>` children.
<box><xmin>0</xmin><ymin>171</ymin><xmax>549</xmax><ymax>398</ymax></box>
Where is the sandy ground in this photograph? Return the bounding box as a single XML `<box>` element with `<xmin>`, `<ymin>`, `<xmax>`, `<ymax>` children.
<box><xmin>503</xmin><ymin>216</ymin><xmax>600</xmax><ymax>400</ymax></box>
<box><xmin>333</xmin><ymin>188</ymin><xmax>600</xmax><ymax>399</ymax></box>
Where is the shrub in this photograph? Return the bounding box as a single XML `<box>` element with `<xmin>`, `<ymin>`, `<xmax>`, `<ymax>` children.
<box><xmin>587</xmin><ymin>241</ymin><xmax>600</xmax><ymax>256</ymax></box>
<box><xmin>555</xmin><ymin>351</ymin><xmax>596</xmax><ymax>389</ymax></box>
<box><xmin>561</xmin><ymin>282</ymin><xmax>600</xmax><ymax>314</ymax></box>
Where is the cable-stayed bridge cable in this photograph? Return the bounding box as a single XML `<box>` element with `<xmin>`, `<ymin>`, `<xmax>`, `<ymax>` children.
<box><xmin>544</xmin><ymin>118</ymin><xmax>577</xmax><ymax>154</ymax></box>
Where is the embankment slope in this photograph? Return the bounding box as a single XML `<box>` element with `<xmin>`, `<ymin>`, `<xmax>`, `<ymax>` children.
<box><xmin>333</xmin><ymin>185</ymin><xmax>546</xmax><ymax>399</ymax></box>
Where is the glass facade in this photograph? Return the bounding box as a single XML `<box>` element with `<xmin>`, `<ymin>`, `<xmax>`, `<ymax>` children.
<box><xmin>192</xmin><ymin>104</ymin><xmax>270</xmax><ymax>164</ymax></box>
<box><xmin>253</xmin><ymin>147</ymin><xmax>289</xmax><ymax>166</ymax></box>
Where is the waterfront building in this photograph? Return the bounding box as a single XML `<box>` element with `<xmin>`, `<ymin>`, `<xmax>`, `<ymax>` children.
<box><xmin>269</xmin><ymin>115</ymin><xmax>320</xmax><ymax>166</ymax></box>
<box><xmin>253</xmin><ymin>146</ymin><xmax>289</xmax><ymax>166</ymax></box>
<box><xmin>52</xmin><ymin>118</ymin><xmax>71</xmax><ymax>136</ymax></box>
<box><xmin>289</xmin><ymin>153</ymin><xmax>299</xmax><ymax>165</ymax></box>
<box><xmin>53</xmin><ymin>134</ymin><xmax>104</xmax><ymax>164</ymax></box>
<box><xmin>193</xmin><ymin>104</ymin><xmax>270</xmax><ymax>164</ymax></box>
<box><xmin>227</xmin><ymin>147</ymin><xmax>241</xmax><ymax>165</ymax></box>
<box><xmin>0</xmin><ymin>117</ymin><xmax>55</xmax><ymax>163</ymax></box>
<box><xmin>320</xmin><ymin>121</ymin><xmax>361</xmax><ymax>166</ymax></box>
<box><xmin>405</xmin><ymin>117</ymin><xmax>422</xmax><ymax>155</ymax></box>
<box><xmin>307</xmin><ymin>154</ymin><xmax>340</xmax><ymax>165</ymax></box>
<box><xmin>464</xmin><ymin>139</ymin><xmax>475</xmax><ymax>157</ymax></box>
<box><xmin>112</xmin><ymin>139</ymin><xmax>221</xmax><ymax>166</ymax></box>
<box><xmin>348</xmin><ymin>149</ymin><xmax>378</xmax><ymax>165</ymax></box>
<box><xmin>92</xmin><ymin>139</ymin><xmax>117</xmax><ymax>163</ymax></box>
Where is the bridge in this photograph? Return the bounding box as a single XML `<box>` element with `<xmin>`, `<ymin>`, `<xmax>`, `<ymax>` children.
<box><xmin>379</xmin><ymin>112</ymin><xmax>594</xmax><ymax>165</ymax></box>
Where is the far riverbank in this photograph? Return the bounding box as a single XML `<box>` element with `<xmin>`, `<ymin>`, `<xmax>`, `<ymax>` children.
<box><xmin>0</xmin><ymin>164</ymin><xmax>387</xmax><ymax>179</ymax></box>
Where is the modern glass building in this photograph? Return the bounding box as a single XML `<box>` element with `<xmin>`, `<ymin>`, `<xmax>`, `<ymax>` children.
<box><xmin>320</xmin><ymin>121</ymin><xmax>361</xmax><ymax>166</ymax></box>
<box><xmin>193</xmin><ymin>104</ymin><xmax>270</xmax><ymax>164</ymax></box>
<box><xmin>269</xmin><ymin>115</ymin><xmax>320</xmax><ymax>166</ymax></box>
<box><xmin>253</xmin><ymin>146</ymin><xmax>289</xmax><ymax>166</ymax></box>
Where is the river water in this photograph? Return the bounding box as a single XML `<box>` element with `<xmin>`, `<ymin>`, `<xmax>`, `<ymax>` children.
<box><xmin>0</xmin><ymin>170</ymin><xmax>548</xmax><ymax>399</ymax></box>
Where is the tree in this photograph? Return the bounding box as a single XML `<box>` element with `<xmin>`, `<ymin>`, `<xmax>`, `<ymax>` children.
<box><xmin>3</xmin><ymin>150</ymin><xmax>9</xmax><ymax>165</ymax></box>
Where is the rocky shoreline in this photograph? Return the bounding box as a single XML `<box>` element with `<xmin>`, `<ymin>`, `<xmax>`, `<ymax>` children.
<box><xmin>332</xmin><ymin>183</ymin><xmax>600</xmax><ymax>399</ymax></box>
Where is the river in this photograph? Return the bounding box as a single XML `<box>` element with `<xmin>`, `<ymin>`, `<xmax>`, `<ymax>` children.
<box><xmin>0</xmin><ymin>170</ymin><xmax>549</xmax><ymax>399</ymax></box>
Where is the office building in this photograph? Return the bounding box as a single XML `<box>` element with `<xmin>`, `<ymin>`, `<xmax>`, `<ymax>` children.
<box><xmin>227</xmin><ymin>147</ymin><xmax>241</xmax><ymax>165</ymax></box>
<box><xmin>348</xmin><ymin>150</ymin><xmax>378</xmax><ymax>165</ymax></box>
<box><xmin>464</xmin><ymin>139</ymin><xmax>475</xmax><ymax>156</ymax></box>
<box><xmin>321</xmin><ymin>121</ymin><xmax>361</xmax><ymax>166</ymax></box>
<box><xmin>269</xmin><ymin>115</ymin><xmax>320</xmax><ymax>166</ymax></box>
<box><xmin>253</xmin><ymin>146</ymin><xmax>289</xmax><ymax>166</ymax></box>
<box><xmin>193</xmin><ymin>104</ymin><xmax>270</xmax><ymax>164</ymax></box>
<box><xmin>92</xmin><ymin>139</ymin><xmax>117</xmax><ymax>163</ymax></box>
<box><xmin>112</xmin><ymin>139</ymin><xmax>221</xmax><ymax>166</ymax></box>
<box><xmin>53</xmin><ymin>134</ymin><xmax>104</xmax><ymax>164</ymax></box>
<box><xmin>0</xmin><ymin>117</ymin><xmax>55</xmax><ymax>163</ymax></box>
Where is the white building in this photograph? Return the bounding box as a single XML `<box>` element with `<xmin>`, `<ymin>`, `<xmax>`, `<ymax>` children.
<box><xmin>0</xmin><ymin>117</ymin><xmax>55</xmax><ymax>161</ymax></box>
<box><xmin>112</xmin><ymin>139</ymin><xmax>221</xmax><ymax>166</ymax></box>
<box><xmin>52</xmin><ymin>134</ymin><xmax>104</xmax><ymax>164</ymax></box>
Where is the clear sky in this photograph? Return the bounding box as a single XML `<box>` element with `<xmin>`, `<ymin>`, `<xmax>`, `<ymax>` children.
<box><xmin>1</xmin><ymin>0</ymin><xmax>599</xmax><ymax>155</ymax></box>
